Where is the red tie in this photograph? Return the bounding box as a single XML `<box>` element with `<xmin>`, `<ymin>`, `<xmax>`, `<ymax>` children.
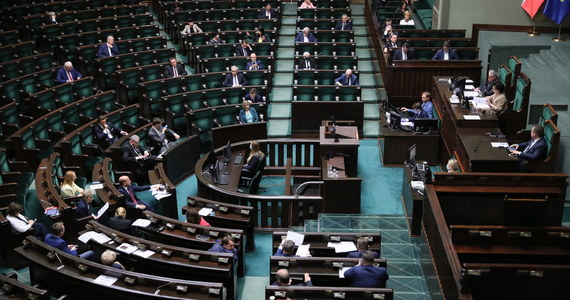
<box><xmin>128</xmin><ymin>189</ymin><xmax>137</xmax><ymax>204</ymax></box>
<box><xmin>67</xmin><ymin>71</ymin><xmax>73</xmax><ymax>81</ymax></box>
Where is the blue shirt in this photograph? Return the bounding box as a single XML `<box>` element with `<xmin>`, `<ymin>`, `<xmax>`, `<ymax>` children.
<box><xmin>208</xmin><ymin>243</ymin><xmax>238</xmax><ymax>260</ymax></box>
<box><xmin>344</xmin><ymin>265</ymin><xmax>389</xmax><ymax>288</ymax></box>
<box><xmin>421</xmin><ymin>101</ymin><xmax>434</xmax><ymax>118</ymax></box>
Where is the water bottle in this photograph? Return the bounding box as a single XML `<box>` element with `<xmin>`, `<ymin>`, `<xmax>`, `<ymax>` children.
<box><xmin>327</xmin><ymin>165</ymin><xmax>334</xmax><ymax>178</ymax></box>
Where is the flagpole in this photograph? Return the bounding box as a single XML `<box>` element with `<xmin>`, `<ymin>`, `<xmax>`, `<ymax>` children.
<box><xmin>528</xmin><ymin>20</ymin><xmax>540</xmax><ymax>36</ymax></box>
<box><xmin>553</xmin><ymin>24</ymin><xmax>566</xmax><ymax>42</ymax></box>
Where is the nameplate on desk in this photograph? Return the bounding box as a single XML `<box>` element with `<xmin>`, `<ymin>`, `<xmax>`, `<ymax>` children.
<box><xmin>463</xmin><ymin>115</ymin><xmax>481</xmax><ymax>120</ymax></box>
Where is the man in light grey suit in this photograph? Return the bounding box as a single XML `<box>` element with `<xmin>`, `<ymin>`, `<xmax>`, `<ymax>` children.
<box><xmin>147</xmin><ymin>117</ymin><xmax>180</xmax><ymax>155</ymax></box>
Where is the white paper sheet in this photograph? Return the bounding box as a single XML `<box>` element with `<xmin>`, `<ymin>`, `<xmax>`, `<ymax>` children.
<box><xmin>401</xmin><ymin>121</ymin><xmax>413</xmax><ymax>127</ymax></box>
<box><xmin>96</xmin><ymin>202</ymin><xmax>109</xmax><ymax>218</ymax></box>
<box><xmin>133</xmin><ymin>249</ymin><xmax>155</xmax><ymax>258</ymax></box>
<box><xmin>491</xmin><ymin>142</ymin><xmax>509</xmax><ymax>148</ymax></box>
<box><xmin>464</xmin><ymin>91</ymin><xmax>479</xmax><ymax>97</ymax></box>
<box><xmin>93</xmin><ymin>233</ymin><xmax>111</xmax><ymax>244</ymax></box>
<box><xmin>469</xmin><ymin>97</ymin><xmax>490</xmax><ymax>109</ymax></box>
<box><xmin>339</xmin><ymin>267</ymin><xmax>352</xmax><ymax>278</ymax></box>
<box><xmin>93</xmin><ymin>275</ymin><xmax>118</xmax><ymax>286</ymax></box>
<box><xmin>198</xmin><ymin>207</ymin><xmax>213</xmax><ymax>216</ymax></box>
<box><xmin>465</xmin><ymin>85</ymin><xmax>475</xmax><ymax>90</ymax></box>
<box><xmin>116</xmin><ymin>243</ymin><xmax>138</xmax><ymax>254</ymax></box>
<box><xmin>89</xmin><ymin>183</ymin><xmax>104</xmax><ymax>190</ymax></box>
<box><xmin>78</xmin><ymin>231</ymin><xmax>98</xmax><ymax>243</ymax></box>
<box><xmin>285</xmin><ymin>231</ymin><xmax>305</xmax><ymax>246</ymax></box>
<box><xmin>464</xmin><ymin>115</ymin><xmax>481</xmax><ymax>120</ymax></box>
<box><xmin>295</xmin><ymin>244</ymin><xmax>311</xmax><ymax>257</ymax></box>
<box><xmin>327</xmin><ymin>242</ymin><xmax>340</xmax><ymax>248</ymax></box>
<box><xmin>449</xmin><ymin>97</ymin><xmax>460</xmax><ymax>104</ymax></box>
<box><xmin>132</xmin><ymin>219</ymin><xmax>151</xmax><ymax>227</ymax></box>
<box><xmin>334</xmin><ymin>241</ymin><xmax>357</xmax><ymax>253</ymax></box>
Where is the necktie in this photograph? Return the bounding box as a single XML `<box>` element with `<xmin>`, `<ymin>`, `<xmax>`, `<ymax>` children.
<box><xmin>173</xmin><ymin>67</ymin><xmax>178</xmax><ymax>77</ymax></box>
<box><xmin>403</xmin><ymin>51</ymin><xmax>407</xmax><ymax>60</ymax></box>
<box><xmin>305</xmin><ymin>59</ymin><xmax>309</xmax><ymax>69</ymax></box>
<box><xmin>348</xmin><ymin>78</ymin><xmax>351</xmax><ymax>85</ymax></box>
<box><xmin>233</xmin><ymin>76</ymin><xmax>238</xmax><ymax>86</ymax></box>
<box><xmin>342</xmin><ymin>22</ymin><xmax>345</xmax><ymax>30</ymax></box>
<box><xmin>102</xmin><ymin>125</ymin><xmax>112</xmax><ymax>139</ymax></box>
<box><xmin>108</xmin><ymin>45</ymin><xmax>112</xmax><ymax>56</ymax></box>
<box><xmin>133</xmin><ymin>145</ymin><xmax>142</xmax><ymax>156</ymax></box>
<box><xmin>523</xmin><ymin>139</ymin><xmax>538</xmax><ymax>153</ymax></box>
<box><xmin>127</xmin><ymin>189</ymin><xmax>137</xmax><ymax>204</ymax></box>
<box><xmin>67</xmin><ymin>70</ymin><xmax>73</xmax><ymax>81</ymax></box>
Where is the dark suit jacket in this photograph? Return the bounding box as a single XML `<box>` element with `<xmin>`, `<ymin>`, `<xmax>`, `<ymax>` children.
<box><xmin>393</xmin><ymin>48</ymin><xmax>415</xmax><ymax>61</ymax></box>
<box><xmin>432</xmin><ymin>49</ymin><xmax>459</xmax><ymax>60</ymax></box>
<box><xmin>244</xmin><ymin>93</ymin><xmax>264</xmax><ymax>103</ymax></box>
<box><xmin>297</xmin><ymin>57</ymin><xmax>316</xmax><ymax>69</ymax></box>
<box><xmin>295</xmin><ymin>32</ymin><xmax>318</xmax><ymax>43</ymax></box>
<box><xmin>147</xmin><ymin>126</ymin><xmax>176</xmax><ymax>154</ymax></box>
<box><xmin>75</xmin><ymin>198</ymin><xmax>93</xmax><ymax>219</ymax></box>
<box><xmin>246</xmin><ymin>60</ymin><xmax>264</xmax><ymax>70</ymax></box>
<box><xmin>56</xmin><ymin>67</ymin><xmax>82</xmax><ymax>84</ymax></box>
<box><xmin>163</xmin><ymin>64</ymin><xmax>187</xmax><ymax>78</ymax></box>
<box><xmin>121</xmin><ymin>142</ymin><xmax>151</xmax><ymax>162</ymax></box>
<box><xmin>343</xmin><ymin>265</ymin><xmax>389</xmax><ymax>288</ymax></box>
<box><xmin>117</xmin><ymin>184</ymin><xmax>151</xmax><ymax>209</ymax></box>
<box><xmin>258</xmin><ymin>8</ymin><xmax>277</xmax><ymax>19</ymax></box>
<box><xmin>107</xmin><ymin>216</ymin><xmax>133</xmax><ymax>234</ymax></box>
<box><xmin>384</xmin><ymin>40</ymin><xmax>401</xmax><ymax>49</ymax></box>
<box><xmin>45</xmin><ymin>234</ymin><xmax>77</xmax><ymax>256</ymax></box>
<box><xmin>409</xmin><ymin>109</ymin><xmax>429</xmax><ymax>121</ymax></box>
<box><xmin>334</xmin><ymin>21</ymin><xmax>353</xmax><ymax>30</ymax></box>
<box><xmin>223</xmin><ymin>73</ymin><xmax>247</xmax><ymax>87</ymax></box>
<box><xmin>478</xmin><ymin>78</ymin><xmax>500</xmax><ymax>97</ymax></box>
<box><xmin>347</xmin><ymin>250</ymin><xmax>380</xmax><ymax>258</ymax></box>
<box><xmin>238</xmin><ymin>107</ymin><xmax>260</xmax><ymax>124</ymax></box>
<box><xmin>335</xmin><ymin>73</ymin><xmax>359</xmax><ymax>86</ymax></box>
<box><xmin>93</xmin><ymin>122</ymin><xmax>123</xmax><ymax>148</ymax></box>
<box><xmin>96</xmin><ymin>43</ymin><xmax>120</xmax><ymax>58</ymax></box>
<box><xmin>518</xmin><ymin>138</ymin><xmax>548</xmax><ymax>162</ymax></box>
<box><xmin>235</xmin><ymin>45</ymin><xmax>253</xmax><ymax>57</ymax></box>
<box><xmin>271</xmin><ymin>280</ymin><xmax>313</xmax><ymax>286</ymax></box>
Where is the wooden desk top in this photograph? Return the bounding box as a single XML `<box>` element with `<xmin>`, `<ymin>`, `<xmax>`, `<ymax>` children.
<box><xmin>458</xmin><ymin>127</ymin><xmax>518</xmax><ymax>164</ymax></box>
<box><xmin>323</xmin><ymin>156</ymin><xmax>347</xmax><ymax>179</ymax></box>
<box><xmin>319</xmin><ymin>126</ymin><xmax>359</xmax><ymax>145</ymax></box>
<box><xmin>205</xmin><ymin>150</ymin><xmax>245</xmax><ymax>193</ymax></box>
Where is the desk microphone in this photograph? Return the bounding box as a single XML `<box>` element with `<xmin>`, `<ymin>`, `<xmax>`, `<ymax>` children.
<box><xmin>54</xmin><ymin>252</ymin><xmax>64</xmax><ymax>270</ymax></box>
<box><xmin>473</xmin><ymin>139</ymin><xmax>485</xmax><ymax>153</ymax></box>
<box><xmin>154</xmin><ymin>282</ymin><xmax>173</xmax><ymax>295</ymax></box>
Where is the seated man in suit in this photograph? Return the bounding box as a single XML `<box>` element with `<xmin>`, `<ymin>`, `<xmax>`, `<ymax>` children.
<box><xmin>272</xmin><ymin>269</ymin><xmax>313</xmax><ymax>286</ymax></box>
<box><xmin>347</xmin><ymin>237</ymin><xmax>379</xmax><ymax>258</ymax></box>
<box><xmin>509</xmin><ymin>125</ymin><xmax>548</xmax><ymax>171</ymax></box>
<box><xmin>163</xmin><ymin>57</ymin><xmax>187</xmax><ymax>78</ymax></box>
<box><xmin>295</xmin><ymin>27</ymin><xmax>318</xmax><ymax>43</ymax></box>
<box><xmin>96</xmin><ymin>35</ymin><xmax>120</xmax><ymax>58</ymax></box>
<box><xmin>343</xmin><ymin>250</ymin><xmax>389</xmax><ymax>288</ymax></box>
<box><xmin>235</xmin><ymin>40</ymin><xmax>254</xmax><ymax>57</ymax></box>
<box><xmin>400</xmin><ymin>91</ymin><xmax>434</xmax><ymax>118</ymax></box>
<box><xmin>45</xmin><ymin>222</ymin><xmax>95</xmax><ymax>259</ymax></box>
<box><xmin>335</xmin><ymin>69</ymin><xmax>359</xmax><ymax>86</ymax></box>
<box><xmin>208</xmin><ymin>235</ymin><xmax>238</xmax><ymax>260</ymax></box>
<box><xmin>475</xmin><ymin>70</ymin><xmax>500</xmax><ymax>97</ymax></box>
<box><xmin>392</xmin><ymin>42</ymin><xmax>414</xmax><ymax>61</ymax></box>
<box><xmin>117</xmin><ymin>175</ymin><xmax>154</xmax><ymax>212</ymax></box>
<box><xmin>274</xmin><ymin>239</ymin><xmax>299</xmax><ymax>257</ymax></box>
<box><xmin>223</xmin><ymin>65</ymin><xmax>248</xmax><ymax>87</ymax></box>
<box><xmin>401</xmin><ymin>102</ymin><xmax>428</xmax><ymax>121</ymax></box>
<box><xmin>297</xmin><ymin>51</ymin><xmax>317</xmax><ymax>69</ymax></box>
<box><xmin>258</xmin><ymin>3</ymin><xmax>277</xmax><ymax>19</ymax></box>
<box><xmin>147</xmin><ymin>117</ymin><xmax>180</xmax><ymax>156</ymax></box>
<box><xmin>335</xmin><ymin>14</ymin><xmax>353</xmax><ymax>31</ymax></box>
<box><xmin>121</xmin><ymin>135</ymin><xmax>156</xmax><ymax>184</ymax></box>
<box><xmin>432</xmin><ymin>40</ymin><xmax>459</xmax><ymax>60</ymax></box>
<box><xmin>244</xmin><ymin>88</ymin><xmax>264</xmax><ymax>103</ymax></box>
<box><xmin>245</xmin><ymin>53</ymin><xmax>264</xmax><ymax>70</ymax></box>
<box><xmin>75</xmin><ymin>189</ymin><xmax>97</xmax><ymax>220</ymax></box>
<box><xmin>107</xmin><ymin>206</ymin><xmax>133</xmax><ymax>234</ymax></box>
<box><xmin>383</xmin><ymin>33</ymin><xmax>401</xmax><ymax>53</ymax></box>
<box><xmin>93</xmin><ymin>116</ymin><xmax>128</xmax><ymax>149</ymax></box>
<box><xmin>56</xmin><ymin>61</ymin><xmax>82</xmax><ymax>84</ymax></box>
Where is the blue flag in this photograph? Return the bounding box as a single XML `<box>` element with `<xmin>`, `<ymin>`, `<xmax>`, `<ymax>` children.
<box><xmin>543</xmin><ymin>0</ymin><xmax>570</xmax><ymax>24</ymax></box>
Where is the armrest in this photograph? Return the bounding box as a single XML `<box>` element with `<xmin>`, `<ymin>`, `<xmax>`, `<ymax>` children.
<box><xmin>1</xmin><ymin>172</ymin><xmax>23</xmax><ymax>183</ymax></box>
<box><xmin>7</xmin><ymin>160</ymin><xmax>34</xmax><ymax>173</ymax></box>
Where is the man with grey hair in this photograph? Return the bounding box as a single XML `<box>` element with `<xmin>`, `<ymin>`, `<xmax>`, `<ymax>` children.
<box><xmin>295</xmin><ymin>27</ymin><xmax>318</xmax><ymax>43</ymax></box>
<box><xmin>475</xmin><ymin>69</ymin><xmax>500</xmax><ymax>96</ymax></box>
<box><xmin>121</xmin><ymin>135</ymin><xmax>156</xmax><ymax>183</ymax></box>
<box><xmin>335</xmin><ymin>69</ymin><xmax>359</xmax><ymax>86</ymax></box>
<box><xmin>96</xmin><ymin>35</ymin><xmax>119</xmax><ymax>58</ymax></box>
<box><xmin>335</xmin><ymin>14</ymin><xmax>353</xmax><ymax>30</ymax></box>
<box><xmin>223</xmin><ymin>65</ymin><xmax>247</xmax><ymax>87</ymax></box>
<box><xmin>56</xmin><ymin>61</ymin><xmax>82</xmax><ymax>84</ymax></box>
<box><xmin>297</xmin><ymin>51</ymin><xmax>316</xmax><ymax>69</ymax></box>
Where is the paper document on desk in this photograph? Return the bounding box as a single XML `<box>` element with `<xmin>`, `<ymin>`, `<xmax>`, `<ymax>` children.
<box><xmin>334</xmin><ymin>241</ymin><xmax>357</xmax><ymax>253</ymax></box>
<box><xmin>449</xmin><ymin>97</ymin><xmax>460</xmax><ymax>104</ymax></box>
<box><xmin>78</xmin><ymin>231</ymin><xmax>98</xmax><ymax>243</ymax></box>
<box><xmin>339</xmin><ymin>267</ymin><xmax>351</xmax><ymax>278</ymax></box>
<box><xmin>295</xmin><ymin>244</ymin><xmax>311</xmax><ymax>257</ymax></box>
<box><xmin>465</xmin><ymin>85</ymin><xmax>475</xmax><ymax>90</ymax></box>
<box><xmin>97</xmin><ymin>202</ymin><xmax>109</xmax><ymax>218</ymax></box>
<box><xmin>132</xmin><ymin>219</ymin><xmax>151</xmax><ymax>227</ymax></box>
<box><xmin>90</xmin><ymin>183</ymin><xmax>104</xmax><ymax>190</ymax></box>
<box><xmin>464</xmin><ymin>91</ymin><xmax>479</xmax><ymax>97</ymax></box>
<box><xmin>401</xmin><ymin>121</ymin><xmax>413</xmax><ymax>127</ymax></box>
<box><xmin>286</xmin><ymin>231</ymin><xmax>305</xmax><ymax>246</ymax></box>
<box><xmin>199</xmin><ymin>207</ymin><xmax>213</xmax><ymax>216</ymax></box>
<box><xmin>133</xmin><ymin>249</ymin><xmax>155</xmax><ymax>258</ymax></box>
<box><xmin>466</xmin><ymin>79</ymin><xmax>474</xmax><ymax>84</ymax></box>
<box><xmin>93</xmin><ymin>275</ymin><xmax>118</xmax><ymax>286</ymax></box>
<box><xmin>93</xmin><ymin>233</ymin><xmax>111</xmax><ymax>244</ymax></box>
<box><xmin>491</xmin><ymin>142</ymin><xmax>509</xmax><ymax>148</ymax></box>
<box><xmin>464</xmin><ymin>115</ymin><xmax>481</xmax><ymax>120</ymax></box>
<box><xmin>116</xmin><ymin>243</ymin><xmax>138</xmax><ymax>254</ymax></box>
<box><xmin>469</xmin><ymin>97</ymin><xmax>490</xmax><ymax>109</ymax></box>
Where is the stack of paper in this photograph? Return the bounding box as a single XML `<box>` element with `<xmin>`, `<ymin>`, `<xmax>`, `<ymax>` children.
<box><xmin>469</xmin><ymin>97</ymin><xmax>490</xmax><ymax>109</ymax></box>
<box><xmin>295</xmin><ymin>244</ymin><xmax>311</xmax><ymax>257</ymax></box>
<box><xmin>93</xmin><ymin>275</ymin><xmax>118</xmax><ymax>286</ymax></box>
<box><xmin>116</xmin><ymin>243</ymin><xmax>138</xmax><ymax>254</ymax></box>
<box><xmin>132</xmin><ymin>219</ymin><xmax>151</xmax><ymax>227</ymax></box>
<box><xmin>133</xmin><ymin>249</ymin><xmax>155</xmax><ymax>258</ymax></box>
<box><xmin>151</xmin><ymin>184</ymin><xmax>171</xmax><ymax>200</ymax></box>
<box><xmin>198</xmin><ymin>207</ymin><xmax>213</xmax><ymax>216</ymax></box>
<box><xmin>327</xmin><ymin>241</ymin><xmax>357</xmax><ymax>253</ymax></box>
<box><xmin>339</xmin><ymin>267</ymin><xmax>351</xmax><ymax>278</ymax></box>
<box><xmin>78</xmin><ymin>231</ymin><xmax>111</xmax><ymax>244</ymax></box>
<box><xmin>285</xmin><ymin>231</ymin><xmax>305</xmax><ymax>246</ymax></box>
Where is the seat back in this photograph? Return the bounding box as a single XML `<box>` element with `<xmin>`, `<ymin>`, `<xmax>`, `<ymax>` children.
<box><xmin>507</xmin><ymin>56</ymin><xmax>521</xmax><ymax>85</ymax></box>
<box><xmin>541</xmin><ymin>104</ymin><xmax>558</xmax><ymax>127</ymax></box>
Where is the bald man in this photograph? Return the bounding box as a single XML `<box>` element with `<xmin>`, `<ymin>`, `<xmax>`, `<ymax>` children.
<box><xmin>335</xmin><ymin>69</ymin><xmax>359</xmax><ymax>86</ymax></box>
<box><xmin>56</xmin><ymin>61</ymin><xmax>82</xmax><ymax>84</ymax></box>
<box><xmin>271</xmin><ymin>269</ymin><xmax>313</xmax><ymax>286</ymax></box>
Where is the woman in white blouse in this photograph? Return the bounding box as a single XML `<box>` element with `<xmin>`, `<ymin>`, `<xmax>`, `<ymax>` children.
<box><xmin>399</xmin><ymin>11</ymin><xmax>415</xmax><ymax>26</ymax></box>
<box><xmin>6</xmin><ymin>202</ymin><xmax>48</xmax><ymax>239</ymax></box>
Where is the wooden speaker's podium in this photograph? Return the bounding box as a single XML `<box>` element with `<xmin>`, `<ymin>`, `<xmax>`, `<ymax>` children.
<box><xmin>319</xmin><ymin>125</ymin><xmax>361</xmax><ymax>214</ymax></box>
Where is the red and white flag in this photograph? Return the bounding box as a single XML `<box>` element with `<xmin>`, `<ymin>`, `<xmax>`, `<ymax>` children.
<box><xmin>522</xmin><ymin>0</ymin><xmax>545</xmax><ymax>19</ymax></box>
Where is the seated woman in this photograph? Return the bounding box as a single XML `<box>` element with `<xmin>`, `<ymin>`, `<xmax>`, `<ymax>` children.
<box><xmin>446</xmin><ymin>158</ymin><xmax>461</xmax><ymax>173</ymax></box>
<box><xmin>247</xmin><ymin>27</ymin><xmax>270</xmax><ymax>43</ymax></box>
<box><xmin>238</xmin><ymin>101</ymin><xmax>260</xmax><ymax>123</ymax></box>
<box><xmin>101</xmin><ymin>250</ymin><xmax>125</xmax><ymax>269</ymax></box>
<box><xmin>483</xmin><ymin>82</ymin><xmax>508</xmax><ymax>115</ymax></box>
<box><xmin>299</xmin><ymin>0</ymin><xmax>316</xmax><ymax>9</ymax></box>
<box><xmin>60</xmin><ymin>171</ymin><xmax>83</xmax><ymax>198</ymax></box>
<box><xmin>399</xmin><ymin>11</ymin><xmax>415</xmax><ymax>26</ymax></box>
<box><xmin>241</xmin><ymin>141</ymin><xmax>265</xmax><ymax>177</ymax></box>
<box><xmin>6</xmin><ymin>202</ymin><xmax>48</xmax><ymax>240</ymax></box>
<box><xmin>186</xmin><ymin>209</ymin><xmax>211</xmax><ymax>227</ymax></box>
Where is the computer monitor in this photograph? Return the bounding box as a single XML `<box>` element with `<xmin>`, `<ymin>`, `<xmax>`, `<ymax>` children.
<box><xmin>408</xmin><ymin>144</ymin><xmax>416</xmax><ymax>166</ymax></box>
<box><xmin>448</xmin><ymin>76</ymin><xmax>459</xmax><ymax>91</ymax></box>
<box><xmin>451</xmin><ymin>77</ymin><xmax>466</xmax><ymax>99</ymax></box>
<box><xmin>223</xmin><ymin>140</ymin><xmax>232</xmax><ymax>163</ymax></box>
<box><xmin>413</xmin><ymin>118</ymin><xmax>438</xmax><ymax>134</ymax></box>
<box><xmin>389</xmin><ymin>110</ymin><xmax>401</xmax><ymax>130</ymax></box>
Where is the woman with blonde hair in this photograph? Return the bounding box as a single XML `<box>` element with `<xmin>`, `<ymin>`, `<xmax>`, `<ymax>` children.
<box><xmin>241</xmin><ymin>141</ymin><xmax>265</xmax><ymax>177</ymax></box>
<box><xmin>446</xmin><ymin>159</ymin><xmax>461</xmax><ymax>173</ymax></box>
<box><xmin>60</xmin><ymin>171</ymin><xmax>83</xmax><ymax>198</ymax></box>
